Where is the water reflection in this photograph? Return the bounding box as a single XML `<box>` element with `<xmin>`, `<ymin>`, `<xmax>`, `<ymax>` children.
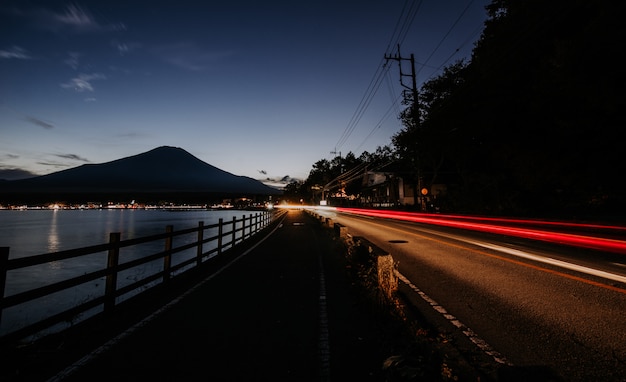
<box><xmin>0</xmin><ymin>209</ymin><xmax>263</xmax><ymax>336</ymax></box>
<box><xmin>47</xmin><ymin>209</ymin><xmax>60</xmax><ymax>253</ymax></box>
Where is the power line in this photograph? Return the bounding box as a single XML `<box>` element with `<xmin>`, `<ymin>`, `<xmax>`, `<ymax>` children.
<box><xmin>386</xmin><ymin>0</ymin><xmax>423</xmax><ymax>54</ymax></box>
<box><xmin>334</xmin><ymin>62</ymin><xmax>389</xmax><ymax>151</ymax></box>
<box><xmin>324</xmin><ymin>157</ymin><xmax>399</xmax><ymax>192</ymax></box>
<box><xmin>423</xmin><ymin>23</ymin><xmax>484</xmax><ymax>81</ymax></box>
<box><xmin>335</xmin><ymin>0</ymin><xmax>485</xmax><ymax>156</ymax></box>
<box><xmin>334</xmin><ymin>1</ymin><xmax>422</xmax><ymax>153</ymax></box>
<box><xmin>354</xmin><ymin>93</ymin><xmax>402</xmax><ymax>154</ymax></box>
<box><xmin>396</xmin><ymin>1</ymin><xmax>422</xmax><ymax>49</ymax></box>
<box><xmin>323</xmin><ymin>161</ymin><xmax>368</xmax><ymax>190</ymax></box>
<box><xmin>415</xmin><ymin>0</ymin><xmax>476</xmax><ymax>79</ymax></box>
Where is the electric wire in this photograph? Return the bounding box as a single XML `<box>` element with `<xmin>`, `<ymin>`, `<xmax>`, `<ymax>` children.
<box><xmin>324</xmin><ymin>157</ymin><xmax>399</xmax><ymax>193</ymax></box>
<box><xmin>385</xmin><ymin>0</ymin><xmax>412</xmax><ymax>54</ymax></box>
<box><xmin>354</xmin><ymin>94</ymin><xmax>402</xmax><ymax>154</ymax></box>
<box><xmin>323</xmin><ymin>161</ymin><xmax>368</xmax><ymax>190</ymax></box>
<box><xmin>334</xmin><ymin>62</ymin><xmax>388</xmax><ymax>151</ymax></box>
<box><xmin>385</xmin><ymin>65</ymin><xmax>402</xmax><ymax>116</ymax></box>
<box><xmin>423</xmin><ymin>23</ymin><xmax>484</xmax><ymax>81</ymax></box>
<box><xmin>334</xmin><ymin>0</ymin><xmax>421</xmax><ymax>154</ymax></box>
<box><xmin>415</xmin><ymin>0</ymin><xmax>476</xmax><ymax>79</ymax></box>
<box><xmin>386</xmin><ymin>0</ymin><xmax>423</xmax><ymax>54</ymax></box>
<box><xmin>334</xmin><ymin>0</ymin><xmax>485</xmax><ymax>157</ymax></box>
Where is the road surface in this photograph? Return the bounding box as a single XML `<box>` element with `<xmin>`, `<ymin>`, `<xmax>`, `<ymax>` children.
<box><xmin>313</xmin><ymin>208</ymin><xmax>626</xmax><ymax>381</ymax></box>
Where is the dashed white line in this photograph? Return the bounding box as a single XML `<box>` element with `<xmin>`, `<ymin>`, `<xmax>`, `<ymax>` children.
<box><xmin>396</xmin><ymin>271</ymin><xmax>511</xmax><ymax>366</ymax></box>
<box><xmin>317</xmin><ymin>244</ymin><xmax>331</xmax><ymax>382</ymax></box>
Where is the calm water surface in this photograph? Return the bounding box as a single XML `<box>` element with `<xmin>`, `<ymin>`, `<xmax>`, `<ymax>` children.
<box><xmin>0</xmin><ymin>209</ymin><xmax>253</xmax><ymax>257</ymax></box>
<box><xmin>0</xmin><ymin>209</ymin><xmax>262</xmax><ymax>337</ymax></box>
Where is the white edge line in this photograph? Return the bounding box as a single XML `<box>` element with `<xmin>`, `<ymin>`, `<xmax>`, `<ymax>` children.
<box><xmin>396</xmin><ymin>271</ymin><xmax>511</xmax><ymax>366</ymax></box>
<box><xmin>465</xmin><ymin>240</ymin><xmax>626</xmax><ymax>285</ymax></box>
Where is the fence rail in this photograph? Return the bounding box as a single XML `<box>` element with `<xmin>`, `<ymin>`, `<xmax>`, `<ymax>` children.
<box><xmin>0</xmin><ymin>210</ymin><xmax>282</xmax><ymax>344</ymax></box>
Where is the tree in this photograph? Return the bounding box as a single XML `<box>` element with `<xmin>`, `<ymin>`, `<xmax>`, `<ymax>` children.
<box><xmin>466</xmin><ymin>0</ymin><xmax>626</xmax><ymax>216</ymax></box>
<box><xmin>392</xmin><ymin>0</ymin><xmax>626</xmax><ymax>217</ymax></box>
<box><xmin>392</xmin><ymin>60</ymin><xmax>470</xmax><ymax>209</ymax></box>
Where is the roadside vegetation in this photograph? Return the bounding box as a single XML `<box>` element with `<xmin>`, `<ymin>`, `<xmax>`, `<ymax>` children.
<box><xmin>286</xmin><ymin>0</ymin><xmax>625</xmax><ymax>221</ymax></box>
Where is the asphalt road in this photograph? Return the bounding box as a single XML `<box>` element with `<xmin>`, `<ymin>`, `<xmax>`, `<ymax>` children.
<box><xmin>22</xmin><ymin>209</ymin><xmax>396</xmax><ymax>382</ymax></box>
<box><xmin>315</xmin><ymin>209</ymin><xmax>626</xmax><ymax>381</ymax></box>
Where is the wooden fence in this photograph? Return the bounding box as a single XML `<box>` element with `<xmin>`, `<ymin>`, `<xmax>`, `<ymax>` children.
<box><xmin>0</xmin><ymin>210</ymin><xmax>282</xmax><ymax>343</ymax></box>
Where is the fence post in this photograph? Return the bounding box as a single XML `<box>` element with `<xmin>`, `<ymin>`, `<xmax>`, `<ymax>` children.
<box><xmin>232</xmin><ymin>216</ymin><xmax>236</xmax><ymax>248</ymax></box>
<box><xmin>105</xmin><ymin>233</ymin><xmax>120</xmax><ymax>313</ymax></box>
<box><xmin>242</xmin><ymin>215</ymin><xmax>246</xmax><ymax>241</ymax></box>
<box><xmin>163</xmin><ymin>225</ymin><xmax>173</xmax><ymax>284</ymax></box>
<box><xmin>217</xmin><ymin>218</ymin><xmax>223</xmax><ymax>256</ymax></box>
<box><xmin>248</xmin><ymin>214</ymin><xmax>254</xmax><ymax>237</ymax></box>
<box><xmin>0</xmin><ymin>247</ymin><xmax>10</xmax><ymax>327</ymax></box>
<box><xmin>196</xmin><ymin>221</ymin><xmax>204</xmax><ymax>267</ymax></box>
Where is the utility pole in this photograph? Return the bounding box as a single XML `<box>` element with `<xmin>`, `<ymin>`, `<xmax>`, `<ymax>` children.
<box><xmin>384</xmin><ymin>44</ymin><xmax>419</xmax><ymax>126</ymax></box>
<box><xmin>327</xmin><ymin>149</ymin><xmax>343</xmax><ymax>204</ymax></box>
<box><xmin>330</xmin><ymin>149</ymin><xmax>342</xmax><ymax>172</ymax></box>
<box><xmin>384</xmin><ymin>44</ymin><xmax>424</xmax><ymax>211</ymax></box>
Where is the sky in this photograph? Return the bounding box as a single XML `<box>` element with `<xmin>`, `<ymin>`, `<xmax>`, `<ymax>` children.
<box><xmin>1</xmin><ymin>0</ymin><xmax>490</xmax><ymax>183</ymax></box>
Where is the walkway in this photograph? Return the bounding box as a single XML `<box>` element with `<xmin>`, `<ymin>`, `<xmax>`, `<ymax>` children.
<box><xmin>39</xmin><ymin>209</ymin><xmax>393</xmax><ymax>381</ymax></box>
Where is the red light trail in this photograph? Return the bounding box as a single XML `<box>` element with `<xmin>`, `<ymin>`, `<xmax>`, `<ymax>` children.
<box><xmin>335</xmin><ymin>208</ymin><xmax>626</xmax><ymax>255</ymax></box>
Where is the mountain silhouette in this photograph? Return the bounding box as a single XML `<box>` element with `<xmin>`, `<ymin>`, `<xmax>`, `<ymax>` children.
<box><xmin>1</xmin><ymin>146</ymin><xmax>281</xmax><ymax>201</ymax></box>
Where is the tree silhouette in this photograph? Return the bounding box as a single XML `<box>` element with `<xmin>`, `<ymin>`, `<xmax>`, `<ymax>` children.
<box><xmin>393</xmin><ymin>0</ymin><xmax>626</xmax><ymax>218</ymax></box>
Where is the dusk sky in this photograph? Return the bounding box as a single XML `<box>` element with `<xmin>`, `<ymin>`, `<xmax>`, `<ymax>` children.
<box><xmin>1</xmin><ymin>1</ymin><xmax>489</xmax><ymax>182</ymax></box>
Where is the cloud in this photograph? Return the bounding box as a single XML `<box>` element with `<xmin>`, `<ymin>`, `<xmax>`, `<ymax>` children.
<box><xmin>25</xmin><ymin>116</ymin><xmax>55</xmax><ymax>129</ymax></box>
<box><xmin>0</xmin><ymin>46</ymin><xmax>31</xmax><ymax>60</ymax></box>
<box><xmin>54</xmin><ymin>4</ymin><xmax>95</xmax><ymax>28</ymax></box>
<box><xmin>112</xmin><ymin>40</ymin><xmax>141</xmax><ymax>56</ymax></box>
<box><xmin>54</xmin><ymin>153</ymin><xmax>90</xmax><ymax>162</ymax></box>
<box><xmin>36</xmin><ymin>161</ymin><xmax>70</xmax><ymax>169</ymax></box>
<box><xmin>52</xmin><ymin>4</ymin><xmax>125</xmax><ymax>32</ymax></box>
<box><xmin>13</xmin><ymin>3</ymin><xmax>125</xmax><ymax>33</ymax></box>
<box><xmin>116</xmin><ymin>132</ymin><xmax>148</xmax><ymax>138</ymax></box>
<box><xmin>31</xmin><ymin>152</ymin><xmax>90</xmax><ymax>170</ymax></box>
<box><xmin>61</xmin><ymin>73</ymin><xmax>106</xmax><ymax>92</ymax></box>
<box><xmin>0</xmin><ymin>168</ymin><xmax>37</xmax><ymax>181</ymax></box>
<box><xmin>0</xmin><ymin>154</ymin><xmax>38</xmax><ymax>180</ymax></box>
<box><xmin>64</xmin><ymin>52</ymin><xmax>81</xmax><ymax>69</ymax></box>
<box><xmin>153</xmin><ymin>42</ymin><xmax>233</xmax><ymax>71</ymax></box>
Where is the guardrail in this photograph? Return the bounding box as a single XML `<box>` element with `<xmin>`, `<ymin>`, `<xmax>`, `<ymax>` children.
<box><xmin>0</xmin><ymin>210</ymin><xmax>283</xmax><ymax>343</ymax></box>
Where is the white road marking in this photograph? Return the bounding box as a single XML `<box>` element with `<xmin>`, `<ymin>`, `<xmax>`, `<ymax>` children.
<box><xmin>465</xmin><ymin>240</ymin><xmax>626</xmax><ymax>285</ymax></box>
<box><xmin>399</xmin><ymin>223</ymin><xmax>626</xmax><ymax>285</ymax></box>
<box><xmin>318</xmin><ymin>254</ymin><xmax>331</xmax><ymax>382</ymax></box>
<box><xmin>396</xmin><ymin>271</ymin><xmax>511</xmax><ymax>366</ymax></box>
<box><xmin>313</xmin><ymin>227</ymin><xmax>331</xmax><ymax>382</ymax></box>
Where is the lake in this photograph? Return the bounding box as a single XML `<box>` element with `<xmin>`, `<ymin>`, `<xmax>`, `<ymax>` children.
<box><xmin>0</xmin><ymin>208</ymin><xmax>264</xmax><ymax>337</ymax></box>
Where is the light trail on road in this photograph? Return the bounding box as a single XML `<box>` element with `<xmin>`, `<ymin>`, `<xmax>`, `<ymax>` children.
<box><xmin>290</xmin><ymin>204</ymin><xmax>626</xmax><ymax>380</ymax></box>
<box><xmin>334</xmin><ymin>207</ymin><xmax>626</xmax><ymax>255</ymax></box>
<box><xmin>465</xmin><ymin>240</ymin><xmax>626</xmax><ymax>290</ymax></box>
